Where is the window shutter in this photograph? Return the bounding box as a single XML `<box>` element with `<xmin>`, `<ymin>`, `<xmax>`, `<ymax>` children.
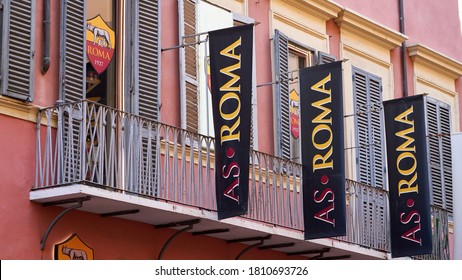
<box><xmin>274</xmin><ymin>29</ymin><xmax>290</xmax><ymax>160</ymax></box>
<box><xmin>133</xmin><ymin>0</ymin><xmax>160</xmax><ymax>120</ymax></box>
<box><xmin>353</xmin><ymin>70</ymin><xmax>372</xmax><ymax>185</ymax></box>
<box><xmin>179</xmin><ymin>0</ymin><xmax>199</xmax><ymax>133</ymax></box>
<box><xmin>1</xmin><ymin>0</ymin><xmax>35</xmax><ymax>101</ymax></box>
<box><xmin>368</xmin><ymin>76</ymin><xmax>385</xmax><ymax>188</ymax></box>
<box><xmin>58</xmin><ymin>0</ymin><xmax>87</xmax><ymax>184</ymax></box>
<box><xmin>353</xmin><ymin>67</ymin><xmax>386</xmax><ymax>189</ymax></box>
<box><xmin>440</xmin><ymin>106</ymin><xmax>453</xmax><ymax>213</ymax></box>
<box><xmin>128</xmin><ymin>0</ymin><xmax>160</xmax><ymax>195</ymax></box>
<box><xmin>361</xmin><ymin>191</ymin><xmax>387</xmax><ymax>249</ymax></box>
<box><xmin>60</xmin><ymin>0</ymin><xmax>86</xmax><ymax>102</ymax></box>
<box><xmin>427</xmin><ymin>97</ymin><xmax>453</xmax><ymax>213</ymax></box>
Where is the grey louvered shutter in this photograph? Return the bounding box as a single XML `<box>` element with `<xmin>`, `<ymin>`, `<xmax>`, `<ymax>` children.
<box><xmin>127</xmin><ymin>0</ymin><xmax>160</xmax><ymax>195</ymax></box>
<box><xmin>353</xmin><ymin>67</ymin><xmax>386</xmax><ymax>189</ymax></box>
<box><xmin>274</xmin><ymin>29</ymin><xmax>290</xmax><ymax>160</ymax></box>
<box><xmin>427</xmin><ymin>97</ymin><xmax>453</xmax><ymax>213</ymax></box>
<box><xmin>58</xmin><ymin>0</ymin><xmax>87</xmax><ymax>184</ymax></box>
<box><xmin>179</xmin><ymin>0</ymin><xmax>199</xmax><ymax>133</ymax></box>
<box><xmin>1</xmin><ymin>0</ymin><xmax>35</xmax><ymax>101</ymax></box>
<box><xmin>133</xmin><ymin>0</ymin><xmax>160</xmax><ymax>120</ymax></box>
<box><xmin>60</xmin><ymin>0</ymin><xmax>86</xmax><ymax>102</ymax></box>
<box><xmin>360</xmin><ymin>189</ymin><xmax>387</xmax><ymax>250</ymax></box>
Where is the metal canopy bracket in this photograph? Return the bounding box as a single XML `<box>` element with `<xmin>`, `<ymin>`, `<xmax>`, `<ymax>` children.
<box><xmin>227</xmin><ymin>235</ymin><xmax>272</xmax><ymax>260</ymax></box>
<box><xmin>291</xmin><ymin>250</ymin><xmax>350</xmax><ymax>260</ymax></box>
<box><xmin>192</xmin><ymin>228</ymin><xmax>230</xmax><ymax>236</ymax></box>
<box><xmin>317</xmin><ymin>255</ymin><xmax>351</xmax><ymax>260</ymax></box>
<box><xmin>286</xmin><ymin>247</ymin><xmax>330</xmax><ymax>257</ymax></box>
<box><xmin>40</xmin><ymin>196</ymin><xmax>91</xmax><ymax>251</ymax></box>
<box><xmin>226</xmin><ymin>235</ymin><xmax>271</xmax><ymax>244</ymax></box>
<box><xmin>100</xmin><ymin>209</ymin><xmax>140</xmax><ymax>217</ymax></box>
<box><xmin>155</xmin><ymin>219</ymin><xmax>200</xmax><ymax>260</ymax></box>
<box><xmin>258</xmin><ymin>242</ymin><xmax>295</xmax><ymax>250</ymax></box>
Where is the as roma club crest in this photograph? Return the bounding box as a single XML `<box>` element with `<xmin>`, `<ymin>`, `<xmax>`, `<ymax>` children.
<box><xmin>290</xmin><ymin>89</ymin><xmax>300</xmax><ymax>139</ymax></box>
<box><xmin>54</xmin><ymin>234</ymin><xmax>94</xmax><ymax>260</ymax></box>
<box><xmin>86</xmin><ymin>15</ymin><xmax>115</xmax><ymax>74</ymax></box>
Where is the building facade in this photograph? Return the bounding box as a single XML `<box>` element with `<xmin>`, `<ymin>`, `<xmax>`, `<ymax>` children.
<box><xmin>0</xmin><ymin>0</ymin><xmax>460</xmax><ymax>260</ymax></box>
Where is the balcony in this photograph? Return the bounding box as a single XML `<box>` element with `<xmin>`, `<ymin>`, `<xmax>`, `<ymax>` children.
<box><xmin>31</xmin><ymin>100</ymin><xmax>449</xmax><ymax>259</ymax></box>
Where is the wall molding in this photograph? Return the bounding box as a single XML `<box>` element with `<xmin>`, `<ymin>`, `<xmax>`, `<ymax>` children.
<box><xmin>273</xmin><ymin>11</ymin><xmax>329</xmax><ymax>42</ymax></box>
<box><xmin>416</xmin><ymin>76</ymin><xmax>457</xmax><ymax>98</ymax></box>
<box><xmin>280</xmin><ymin>0</ymin><xmax>342</xmax><ymax>21</ymax></box>
<box><xmin>343</xmin><ymin>43</ymin><xmax>393</xmax><ymax>69</ymax></box>
<box><xmin>335</xmin><ymin>9</ymin><xmax>407</xmax><ymax>50</ymax></box>
<box><xmin>0</xmin><ymin>95</ymin><xmax>50</xmax><ymax>125</ymax></box>
<box><xmin>408</xmin><ymin>44</ymin><xmax>462</xmax><ymax>80</ymax></box>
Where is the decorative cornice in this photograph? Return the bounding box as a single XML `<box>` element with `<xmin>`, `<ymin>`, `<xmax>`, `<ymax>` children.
<box><xmin>335</xmin><ymin>9</ymin><xmax>407</xmax><ymax>50</ymax></box>
<box><xmin>407</xmin><ymin>44</ymin><xmax>462</xmax><ymax>79</ymax></box>
<box><xmin>273</xmin><ymin>12</ymin><xmax>328</xmax><ymax>41</ymax></box>
<box><xmin>343</xmin><ymin>43</ymin><xmax>393</xmax><ymax>68</ymax></box>
<box><xmin>416</xmin><ymin>76</ymin><xmax>457</xmax><ymax>97</ymax></box>
<box><xmin>0</xmin><ymin>95</ymin><xmax>49</xmax><ymax>125</ymax></box>
<box><xmin>280</xmin><ymin>0</ymin><xmax>342</xmax><ymax>21</ymax></box>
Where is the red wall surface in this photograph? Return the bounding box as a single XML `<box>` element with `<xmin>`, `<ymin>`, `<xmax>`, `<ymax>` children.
<box><xmin>0</xmin><ymin>116</ymin><xmax>306</xmax><ymax>260</ymax></box>
<box><xmin>404</xmin><ymin>0</ymin><xmax>462</xmax><ymax>62</ymax></box>
<box><xmin>160</xmin><ymin>0</ymin><xmax>181</xmax><ymax>128</ymax></box>
<box><xmin>249</xmin><ymin>0</ymin><xmax>274</xmax><ymax>154</ymax></box>
<box><xmin>2</xmin><ymin>0</ymin><xmax>460</xmax><ymax>260</ymax></box>
<box><xmin>336</xmin><ymin>0</ymin><xmax>462</xmax><ymax>129</ymax></box>
<box><xmin>335</xmin><ymin>0</ymin><xmax>400</xmax><ymax>30</ymax></box>
<box><xmin>33</xmin><ymin>0</ymin><xmax>61</xmax><ymax>107</ymax></box>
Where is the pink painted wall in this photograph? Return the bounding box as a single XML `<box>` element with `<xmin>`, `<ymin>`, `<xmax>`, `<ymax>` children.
<box><xmin>0</xmin><ymin>115</ymin><xmax>306</xmax><ymax>259</ymax></box>
<box><xmin>326</xmin><ymin>19</ymin><xmax>341</xmax><ymax>59</ymax></box>
<box><xmin>457</xmin><ymin>78</ymin><xmax>462</xmax><ymax>130</ymax></box>
<box><xmin>34</xmin><ymin>207</ymin><xmax>308</xmax><ymax>260</ymax></box>
<box><xmin>160</xmin><ymin>0</ymin><xmax>181</xmax><ymax>128</ymax></box>
<box><xmin>404</xmin><ymin>0</ymin><xmax>462</xmax><ymax>62</ymax></box>
<box><xmin>403</xmin><ymin>0</ymin><xmax>462</xmax><ymax>129</ymax></box>
<box><xmin>390</xmin><ymin>48</ymin><xmax>415</xmax><ymax>99</ymax></box>
<box><xmin>335</xmin><ymin>0</ymin><xmax>400</xmax><ymax>31</ymax></box>
<box><xmin>336</xmin><ymin>0</ymin><xmax>462</xmax><ymax>102</ymax></box>
<box><xmin>3</xmin><ymin>0</ymin><xmax>460</xmax><ymax>260</ymax></box>
<box><xmin>0</xmin><ymin>115</ymin><xmax>43</xmax><ymax>259</ymax></box>
<box><xmin>249</xmin><ymin>0</ymin><xmax>274</xmax><ymax>155</ymax></box>
<box><xmin>33</xmin><ymin>0</ymin><xmax>61</xmax><ymax>107</ymax></box>
<box><xmin>0</xmin><ymin>116</ymin><xmax>306</xmax><ymax>260</ymax></box>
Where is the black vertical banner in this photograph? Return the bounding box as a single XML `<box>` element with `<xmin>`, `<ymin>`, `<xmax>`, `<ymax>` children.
<box><xmin>209</xmin><ymin>24</ymin><xmax>253</xmax><ymax>220</ymax></box>
<box><xmin>384</xmin><ymin>95</ymin><xmax>432</xmax><ymax>258</ymax></box>
<box><xmin>300</xmin><ymin>61</ymin><xmax>346</xmax><ymax>239</ymax></box>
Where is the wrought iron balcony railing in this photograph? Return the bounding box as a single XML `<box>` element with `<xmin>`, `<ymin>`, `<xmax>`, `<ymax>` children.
<box><xmin>34</xmin><ymin>100</ymin><xmax>450</xmax><ymax>258</ymax></box>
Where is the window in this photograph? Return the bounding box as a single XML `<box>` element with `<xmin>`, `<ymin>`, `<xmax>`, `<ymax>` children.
<box><xmin>60</xmin><ymin>0</ymin><xmax>160</xmax><ymax>193</ymax></box>
<box><xmin>426</xmin><ymin>97</ymin><xmax>453</xmax><ymax>213</ymax></box>
<box><xmin>85</xmin><ymin>1</ymin><xmax>116</xmax><ymax>107</ymax></box>
<box><xmin>61</xmin><ymin>0</ymin><xmax>160</xmax><ymax>119</ymax></box>
<box><xmin>1</xmin><ymin>0</ymin><xmax>35</xmax><ymax>101</ymax></box>
<box><xmin>273</xmin><ymin>29</ymin><xmax>316</xmax><ymax>162</ymax></box>
<box><xmin>179</xmin><ymin>0</ymin><xmax>256</xmax><ymax>147</ymax></box>
<box><xmin>352</xmin><ymin>67</ymin><xmax>386</xmax><ymax>189</ymax></box>
<box><xmin>179</xmin><ymin>0</ymin><xmax>233</xmax><ymax>136</ymax></box>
